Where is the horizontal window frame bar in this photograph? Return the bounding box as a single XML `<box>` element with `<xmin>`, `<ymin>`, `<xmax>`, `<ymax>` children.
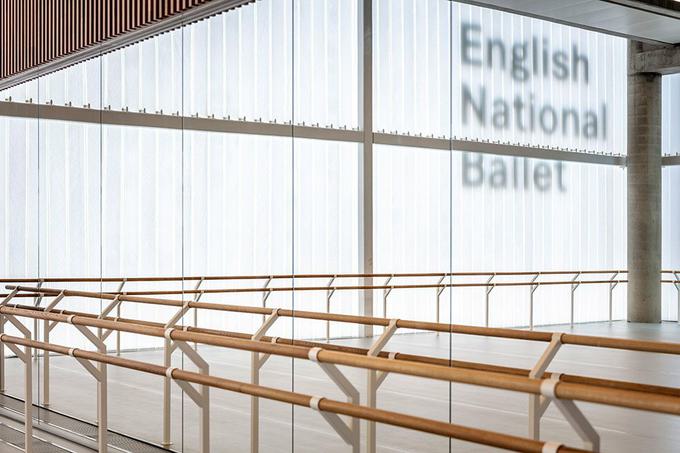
<box><xmin>0</xmin><ymin>100</ymin><xmax>650</xmax><ymax>167</ymax></box>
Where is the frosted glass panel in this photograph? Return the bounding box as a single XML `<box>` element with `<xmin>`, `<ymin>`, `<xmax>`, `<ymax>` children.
<box><xmin>374</xmin><ymin>0</ymin><xmax>451</xmax><ymax>138</ymax></box>
<box><xmin>374</xmin><ymin>144</ymin><xmax>627</xmax><ymax>326</ymax></box>
<box><xmin>39</xmin><ymin>121</ymin><xmax>101</xmax><ymax>277</ymax></box>
<box><xmin>451</xmin><ymin>3</ymin><xmax>627</xmax><ymax>154</ymax></box>
<box><xmin>182</xmin><ymin>131</ymin><xmax>293</xmax><ymax>338</ymax></box>
<box><xmin>451</xmin><ymin>152</ymin><xmax>626</xmax><ymax>326</ymax></box>
<box><xmin>102</xmin><ymin>126</ymin><xmax>182</xmax><ymax>276</ymax></box>
<box><xmin>662</xmin><ymin>73</ymin><xmax>680</xmax><ymax>156</ymax></box>
<box><xmin>0</xmin><ymin>116</ymin><xmax>38</xmax><ymax>278</ymax></box>
<box><xmin>183</xmin><ymin>0</ymin><xmax>293</xmax><ymax>121</ymax></box>
<box><xmin>294</xmin><ymin>0</ymin><xmax>359</xmax><ymax>128</ymax></box>
<box><xmin>662</xmin><ymin>73</ymin><xmax>680</xmax><ymax>321</ymax></box>
<box><xmin>103</xmin><ymin>30</ymin><xmax>182</xmax><ymax>114</ymax></box>
<box><xmin>39</xmin><ymin>59</ymin><xmax>102</xmax><ymax>109</ymax></box>
<box><xmin>662</xmin><ymin>166</ymin><xmax>680</xmax><ymax>321</ymax></box>
<box><xmin>102</xmin><ymin>126</ymin><xmax>182</xmax><ymax>351</ymax></box>
<box><xmin>294</xmin><ymin>139</ymin><xmax>359</xmax><ymax>339</ymax></box>
<box><xmin>374</xmin><ymin>145</ymin><xmax>451</xmax><ymax>323</ymax></box>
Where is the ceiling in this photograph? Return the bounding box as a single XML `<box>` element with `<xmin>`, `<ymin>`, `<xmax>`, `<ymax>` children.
<box><xmin>458</xmin><ymin>0</ymin><xmax>680</xmax><ymax>44</ymax></box>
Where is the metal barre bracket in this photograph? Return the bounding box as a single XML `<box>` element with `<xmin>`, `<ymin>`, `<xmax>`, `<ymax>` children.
<box><xmin>308</xmin><ymin>347</ymin><xmax>360</xmax><ymax>452</ymax></box>
<box><xmin>528</xmin><ymin>332</ymin><xmax>600</xmax><ymax>452</ymax></box>
<box><xmin>367</xmin><ymin>319</ymin><xmax>399</xmax><ymax>453</ymax></box>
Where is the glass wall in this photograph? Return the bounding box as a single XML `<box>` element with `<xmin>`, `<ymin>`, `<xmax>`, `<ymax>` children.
<box><xmin>662</xmin><ymin>73</ymin><xmax>680</xmax><ymax>321</ymax></box>
<box><xmin>2</xmin><ymin>1</ymin><xmax>680</xmax><ymax>452</ymax></box>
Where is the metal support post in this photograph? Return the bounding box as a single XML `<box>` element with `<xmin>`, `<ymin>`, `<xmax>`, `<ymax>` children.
<box><xmin>570</xmin><ymin>273</ymin><xmax>580</xmax><ymax>327</ymax></box>
<box><xmin>308</xmin><ymin>347</ymin><xmax>360</xmax><ymax>453</ymax></box>
<box><xmin>261</xmin><ymin>277</ymin><xmax>273</xmax><ymax>324</ymax></box>
<box><xmin>0</xmin><ymin>312</ymin><xmax>3</xmax><ymax>394</ymax></box>
<box><xmin>382</xmin><ymin>276</ymin><xmax>393</xmax><ymax>323</ymax></box>
<box><xmin>193</xmin><ymin>278</ymin><xmax>204</xmax><ymax>351</ymax></box>
<box><xmin>164</xmin><ymin>332</ymin><xmax>210</xmax><ymax>453</ymax></box>
<box><xmin>42</xmin><ymin>290</ymin><xmax>66</xmax><ymax>406</ymax></box>
<box><xmin>162</xmin><ymin>301</ymin><xmax>195</xmax><ymax>447</ymax></box>
<box><xmin>0</xmin><ymin>289</ymin><xmax>19</xmax><ymax>393</ymax></box>
<box><xmin>67</xmin><ymin>347</ymin><xmax>108</xmax><ymax>452</ymax></box>
<box><xmin>32</xmin><ymin>280</ymin><xmax>43</xmax><ymax>361</ymax></box>
<box><xmin>540</xmin><ymin>379</ymin><xmax>600</xmax><ymax>451</ymax></box>
<box><xmin>485</xmin><ymin>274</ymin><xmax>495</xmax><ymax>328</ymax></box>
<box><xmin>435</xmin><ymin>275</ymin><xmax>446</xmax><ymax>326</ymax></box>
<box><xmin>528</xmin><ymin>333</ymin><xmax>562</xmax><ymax>440</ymax></box>
<box><xmin>251</xmin><ymin>310</ymin><xmax>279</xmax><ymax>453</ymax></box>
<box><xmin>69</xmin><ymin>320</ymin><xmax>108</xmax><ymax>452</ymax></box>
<box><xmin>115</xmin><ymin>279</ymin><xmax>126</xmax><ymax>356</ymax></box>
<box><xmin>527</xmin><ymin>332</ymin><xmax>599</xmax><ymax>451</ymax></box>
<box><xmin>608</xmin><ymin>272</ymin><xmax>619</xmax><ymax>322</ymax></box>
<box><xmin>1</xmin><ymin>314</ymin><xmax>33</xmax><ymax>452</ymax></box>
<box><xmin>529</xmin><ymin>274</ymin><xmax>540</xmax><ymax>330</ymax></box>
<box><xmin>0</xmin><ymin>287</ymin><xmax>21</xmax><ymax>393</ymax></box>
<box><xmin>326</xmin><ymin>276</ymin><xmax>336</xmax><ymax>342</ymax></box>
<box><xmin>162</xmin><ymin>336</ymin><xmax>172</xmax><ymax>448</ymax></box>
<box><xmin>367</xmin><ymin>319</ymin><xmax>398</xmax><ymax>453</ymax></box>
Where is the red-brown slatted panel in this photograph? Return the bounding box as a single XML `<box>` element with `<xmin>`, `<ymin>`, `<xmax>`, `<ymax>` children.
<box><xmin>0</xmin><ymin>0</ymin><xmax>254</xmax><ymax>79</ymax></box>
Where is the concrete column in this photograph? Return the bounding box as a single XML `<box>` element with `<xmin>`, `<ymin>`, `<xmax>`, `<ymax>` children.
<box><xmin>627</xmin><ymin>41</ymin><xmax>662</xmax><ymax>323</ymax></box>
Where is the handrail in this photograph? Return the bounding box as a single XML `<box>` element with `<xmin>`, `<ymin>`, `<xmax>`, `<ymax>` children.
<box><xmin>9</xmin><ymin>302</ymin><xmax>680</xmax><ymax>398</ymax></box>
<box><xmin>0</xmin><ymin>333</ymin><xmax>588</xmax><ymax>453</ymax></box>
<box><xmin>9</xmin><ymin>285</ymin><xmax>680</xmax><ymax>355</ymax></box>
<box><xmin>4</xmin><ymin>285</ymin><xmax>679</xmax><ymax>451</ymax></box>
<box><xmin>1</xmin><ymin>304</ymin><xmax>679</xmax><ymax>416</ymax></box>
<box><xmin>0</xmin><ymin>269</ymin><xmax>677</xmax><ymax>285</ymax></box>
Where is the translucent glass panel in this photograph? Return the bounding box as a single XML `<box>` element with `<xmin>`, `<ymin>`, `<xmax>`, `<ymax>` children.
<box><xmin>662</xmin><ymin>74</ymin><xmax>680</xmax><ymax>321</ymax></box>
<box><xmin>183</xmin><ymin>131</ymin><xmax>293</xmax><ymax>337</ymax></box>
<box><xmin>374</xmin><ymin>145</ymin><xmax>451</xmax><ymax>274</ymax></box>
<box><xmin>451</xmin><ymin>3</ymin><xmax>627</xmax><ymax>153</ymax></box>
<box><xmin>39</xmin><ymin>120</ymin><xmax>101</xmax><ymax>277</ymax></box>
<box><xmin>102</xmin><ymin>125</ymin><xmax>182</xmax><ymax>351</ymax></box>
<box><xmin>183</xmin><ymin>0</ymin><xmax>293</xmax><ymax>121</ymax></box>
<box><xmin>294</xmin><ymin>0</ymin><xmax>359</xmax><ymax>128</ymax></box>
<box><xmin>663</xmin><ymin>73</ymin><xmax>680</xmax><ymax>155</ymax></box>
<box><xmin>39</xmin><ymin>59</ymin><xmax>102</xmax><ymax>109</ymax></box>
<box><xmin>103</xmin><ymin>30</ymin><xmax>182</xmax><ymax>114</ymax></box>
<box><xmin>374</xmin><ymin>144</ymin><xmax>451</xmax><ymax>324</ymax></box>
<box><xmin>0</xmin><ymin>80</ymin><xmax>38</xmax><ymax>103</ymax></box>
<box><xmin>662</xmin><ymin>166</ymin><xmax>680</xmax><ymax>321</ymax></box>
<box><xmin>0</xmin><ymin>116</ymin><xmax>38</xmax><ymax>277</ymax></box>
<box><xmin>293</xmin><ymin>139</ymin><xmax>359</xmax><ymax>338</ymax></box>
<box><xmin>451</xmin><ymin>152</ymin><xmax>626</xmax><ymax>325</ymax></box>
<box><xmin>374</xmin><ymin>0</ymin><xmax>627</xmax><ymax>154</ymax></box>
<box><xmin>374</xmin><ymin>0</ymin><xmax>451</xmax><ymax>137</ymax></box>
<box><xmin>374</xmin><ymin>145</ymin><xmax>627</xmax><ymax>326</ymax></box>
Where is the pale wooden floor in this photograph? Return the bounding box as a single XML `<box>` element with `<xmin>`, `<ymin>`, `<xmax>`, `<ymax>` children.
<box><xmin>2</xmin><ymin>321</ymin><xmax>679</xmax><ymax>452</ymax></box>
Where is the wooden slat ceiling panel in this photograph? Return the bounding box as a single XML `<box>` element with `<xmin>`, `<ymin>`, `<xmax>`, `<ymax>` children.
<box><xmin>0</xmin><ymin>0</ymin><xmax>220</xmax><ymax>80</ymax></box>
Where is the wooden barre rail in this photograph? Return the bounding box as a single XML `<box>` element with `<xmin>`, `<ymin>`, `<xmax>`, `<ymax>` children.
<box><xmin>9</xmin><ymin>285</ymin><xmax>680</xmax><ymax>355</ymax></box>
<box><xmin>1</xmin><ymin>303</ymin><xmax>679</xmax><ymax>416</ymax></box>
<box><xmin>0</xmin><ymin>269</ymin><xmax>677</xmax><ymax>284</ymax></box>
<box><xmin>9</xmin><ymin>302</ymin><xmax>680</xmax><ymax>399</ymax></box>
<box><xmin>0</xmin><ymin>334</ymin><xmax>587</xmax><ymax>453</ymax></box>
<box><xmin>4</xmin><ymin>278</ymin><xmax>679</xmax><ymax>300</ymax></box>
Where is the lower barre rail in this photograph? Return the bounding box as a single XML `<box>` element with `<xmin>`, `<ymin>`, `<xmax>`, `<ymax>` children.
<box><xmin>0</xmin><ymin>334</ymin><xmax>589</xmax><ymax>453</ymax></box>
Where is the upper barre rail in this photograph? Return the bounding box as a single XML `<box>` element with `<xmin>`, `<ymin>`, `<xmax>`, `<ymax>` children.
<box><xmin>7</xmin><ymin>285</ymin><xmax>680</xmax><ymax>355</ymax></box>
<box><xmin>0</xmin><ymin>269</ymin><xmax>677</xmax><ymax>285</ymax></box>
